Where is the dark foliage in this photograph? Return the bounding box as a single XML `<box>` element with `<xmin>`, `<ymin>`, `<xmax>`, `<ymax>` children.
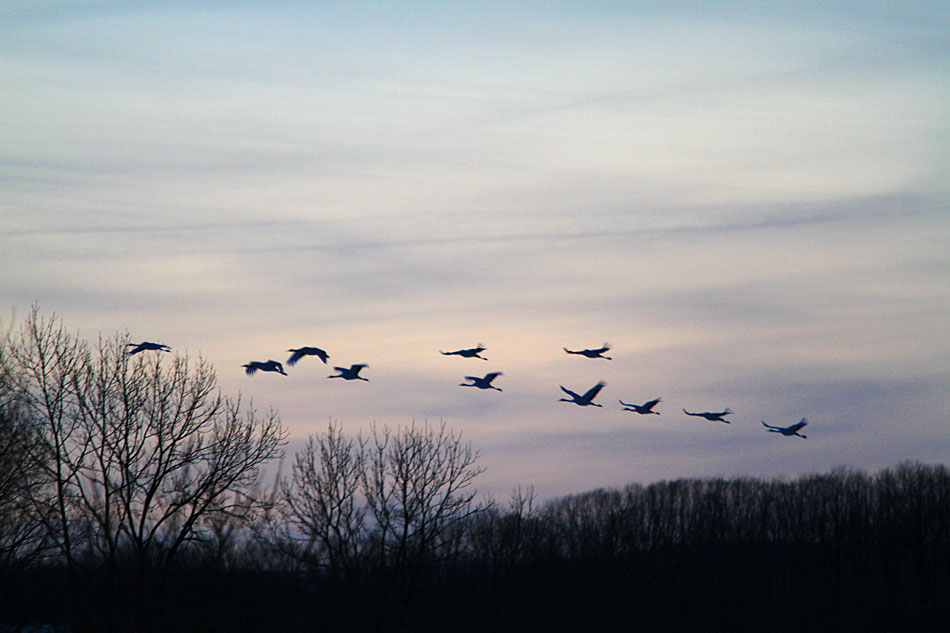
<box><xmin>2</xmin><ymin>461</ymin><xmax>947</xmax><ymax>632</ymax></box>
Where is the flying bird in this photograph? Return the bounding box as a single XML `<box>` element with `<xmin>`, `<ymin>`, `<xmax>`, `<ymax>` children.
<box><xmin>563</xmin><ymin>343</ymin><xmax>612</xmax><ymax>360</ymax></box>
<box><xmin>559</xmin><ymin>381</ymin><xmax>606</xmax><ymax>407</ymax></box>
<box><xmin>683</xmin><ymin>408</ymin><xmax>733</xmax><ymax>423</ymax></box>
<box><xmin>440</xmin><ymin>344</ymin><xmax>488</xmax><ymax>360</ymax></box>
<box><xmin>127</xmin><ymin>341</ymin><xmax>171</xmax><ymax>354</ymax></box>
<box><xmin>328</xmin><ymin>364</ymin><xmax>369</xmax><ymax>381</ymax></box>
<box><xmin>620</xmin><ymin>397</ymin><xmax>662</xmax><ymax>415</ymax></box>
<box><xmin>460</xmin><ymin>372</ymin><xmax>503</xmax><ymax>391</ymax></box>
<box><xmin>242</xmin><ymin>360</ymin><xmax>287</xmax><ymax>376</ymax></box>
<box><xmin>287</xmin><ymin>346</ymin><xmax>330</xmax><ymax>365</ymax></box>
<box><xmin>762</xmin><ymin>418</ymin><xmax>808</xmax><ymax>439</ymax></box>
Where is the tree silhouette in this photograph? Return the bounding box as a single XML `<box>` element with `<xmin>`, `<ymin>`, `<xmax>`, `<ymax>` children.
<box><xmin>280</xmin><ymin>423</ymin><xmax>367</xmax><ymax>581</ymax></box>
<box><xmin>1</xmin><ymin>307</ymin><xmax>286</xmax><ymax>632</ymax></box>
<box><xmin>279</xmin><ymin>420</ymin><xmax>488</xmax><ymax>632</ymax></box>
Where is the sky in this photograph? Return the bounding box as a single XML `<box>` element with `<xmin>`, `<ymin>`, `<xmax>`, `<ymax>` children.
<box><xmin>2</xmin><ymin>1</ymin><xmax>948</xmax><ymax>500</ymax></box>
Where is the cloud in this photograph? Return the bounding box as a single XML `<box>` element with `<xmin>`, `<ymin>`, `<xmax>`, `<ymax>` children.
<box><xmin>2</xmin><ymin>1</ymin><xmax>946</xmax><ymax>501</ymax></box>
<box><xmin>0</xmin><ymin>219</ymin><xmax>298</xmax><ymax>239</ymax></box>
<box><xmin>92</xmin><ymin>191</ymin><xmax>926</xmax><ymax>257</ymax></box>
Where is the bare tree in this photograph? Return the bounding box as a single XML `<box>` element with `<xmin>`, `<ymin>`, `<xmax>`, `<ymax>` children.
<box><xmin>280</xmin><ymin>423</ymin><xmax>367</xmax><ymax>580</ymax></box>
<box><xmin>361</xmin><ymin>420</ymin><xmax>486</xmax><ymax>631</ymax></box>
<box><xmin>361</xmin><ymin>421</ymin><xmax>485</xmax><ymax>570</ymax></box>
<box><xmin>2</xmin><ymin>307</ymin><xmax>286</xmax><ymax>631</ymax></box>
<box><xmin>0</xmin><ymin>387</ymin><xmax>51</xmax><ymax>573</ymax></box>
<box><xmin>279</xmin><ymin>420</ymin><xmax>487</xmax><ymax>631</ymax></box>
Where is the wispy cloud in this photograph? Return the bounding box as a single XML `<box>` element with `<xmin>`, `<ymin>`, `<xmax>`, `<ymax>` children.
<box><xmin>2</xmin><ymin>2</ymin><xmax>947</xmax><ymax>498</ymax></box>
<box><xmin>0</xmin><ymin>219</ymin><xmax>299</xmax><ymax>239</ymax></box>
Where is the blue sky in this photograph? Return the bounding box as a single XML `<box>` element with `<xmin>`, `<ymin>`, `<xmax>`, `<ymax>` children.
<box><xmin>2</xmin><ymin>1</ymin><xmax>948</xmax><ymax>499</ymax></box>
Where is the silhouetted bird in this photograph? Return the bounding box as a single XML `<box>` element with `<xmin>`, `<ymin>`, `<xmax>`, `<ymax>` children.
<box><xmin>762</xmin><ymin>418</ymin><xmax>808</xmax><ymax>438</ymax></box>
<box><xmin>564</xmin><ymin>343</ymin><xmax>612</xmax><ymax>360</ymax></box>
<box><xmin>620</xmin><ymin>397</ymin><xmax>662</xmax><ymax>415</ymax></box>
<box><xmin>328</xmin><ymin>364</ymin><xmax>369</xmax><ymax>381</ymax></box>
<box><xmin>287</xmin><ymin>346</ymin><xmax>329</xmax><ymax>365</ymax></box>
<box><xmin>683</xmin><ymin>408</ymin><xmax>733</xmax><ymax>423</ymax></box>
<box><xmin>127</xmin><ymin>341</ymin><xmax>171</xmax><ymax>354</ymax></box>
<box><xmin>440</xmin><ymin>344</ymin><xmax>488</xmax><ymax>360</ymax></box>
<box><xmin>559</xmin><ymin>381</ymin><xmax>606</xmax><ymax>407</ymax></box>
<box><xmin>242</xmin><ymin>360</ymin><xmax>287</xmax><ymax>376</ymax></box>
<box><xmin>460</xmin><ymin>372</ymin><xmax>503</xmax><ymax>391</ymax></box>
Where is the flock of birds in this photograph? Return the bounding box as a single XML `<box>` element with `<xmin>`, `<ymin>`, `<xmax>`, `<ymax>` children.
<box><xmin>126</xmin><ymin>341</ymin><xmax>809</xmax><ymax>439</ymax></box>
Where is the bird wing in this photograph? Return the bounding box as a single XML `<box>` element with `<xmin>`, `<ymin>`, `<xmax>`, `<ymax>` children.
<box><xmin>560</xmin><ymin>386</ymin><xmax>581</xmax><ymax>400</ymax></box>
<box><xmin>243</xmin><ymin>364</ymin><xmax>258</xmax><ymax>375</ymax></box>
<box><xmin>313</xmin><ymin>348</ymin><xmax>329</xmax><ymax>363</ymax></box>
<box><xmin>683</xmin><ymin>409</ymin><xmax>698</xmax><ymax>416</ymax></box>
<box><xmin>788</xmin><ymin>418</ymin><xmax>808</xmax><ymax>432</ymax></box>
<box><xmin>485</xmin><ymin>372</ymin><xmax>502</xmax><ymax>382</ymax></box>
<box><xmin>643</xmin><ymin>398</ymin><xmax>661</xmax><ymax>410</ymax></box>
<box><xmin>582</xmin><ymin>381</ymin><xmax>606</xmax><ymax>401</ymax></box>
<box><xmin>287</xmin><ymin>350</ymin><xmax>304</xmax><ymax>365</ymax></box>
<box><xmin>619</xmin><ymin>399</ymin><xmax>633</xmax><ymax>408</ymax></box>
<box><xmin>761</xmin><ymin>421</ymin><xmax>779</xmax><ymax>430</ymax></box>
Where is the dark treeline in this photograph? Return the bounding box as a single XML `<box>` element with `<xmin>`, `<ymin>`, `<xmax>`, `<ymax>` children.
<box><xmin>4</xmin><ymin>459</ymin><xmax>949</xmax><ymax>633</ymax></box>
<box><xmin>2</xmin><ymin>309</ymin><xmax>949</xmax><ymax>632</ymax></box>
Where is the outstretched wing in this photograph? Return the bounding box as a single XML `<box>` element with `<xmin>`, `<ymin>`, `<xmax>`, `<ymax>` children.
<box><xmin>643</xmin><ymin>398</ymin><xmax>661</xmax><ymax>411</ymax></box>
<box><xmin>287</xmin><ymin>349</ymin><xmax>304</xmax><ymax>366</ymax></box>
<box><xmin>788</xmin><ymin>418</ymin><xmax>808</xmax><ymax>432</ymax></box>
<box><xmin>484</xmin><ymin>372</ymin><xmax>502</xmax><ymax>382</ymax></box>
<box><xmin>560</xmin><ymin>386</ymin><xmax>581</xmax><ymax>400</ymax></box>
<box><xmin>582</xmin><ymin>381</ymin><xmax>606</xmax><ymax>401</ymax></box>
<box><xmin>243</xmin><ymin>363</ymin><xmax>259</xmax><ymax>375</ymax></box>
